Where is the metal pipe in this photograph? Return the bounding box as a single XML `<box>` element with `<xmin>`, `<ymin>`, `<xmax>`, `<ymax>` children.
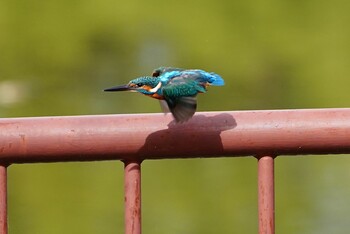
<box><xmin>0</xmin><ymin>164</ymin><xmax>7</xmax><ymax>234</ymax></box>
<box><xmin>124</xmin><ymin>161</ymin><xmax>141</xmax><ymax>234</ymax></box>
<box><xmin>1</xmin><ymin>109</ymin><xmax>350</xmax><ymax>163</ymax></box>
<box><xmin>257</xmin><ymin>155</ymin><xmax>275</xmax><ymax>234</ymax></box>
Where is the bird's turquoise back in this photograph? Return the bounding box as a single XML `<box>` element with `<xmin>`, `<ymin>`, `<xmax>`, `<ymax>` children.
<box><xmin>159</xmin><ymin>69</ymin><xmax>224</xmax><ymax>87</ymax></box>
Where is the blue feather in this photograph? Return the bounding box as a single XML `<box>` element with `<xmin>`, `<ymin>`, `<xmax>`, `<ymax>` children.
<box><xmin>159</xmin><ymin>71</ymin><xmax>182</xmax><ymax>83</ymax></box>
<box><xmin>208</xmin><ymin>72</ymin><xmax>225</xmax><ymax>86</ymax></box>
<box><xmin>178</xmin><ymin>70</ymin><xmax>225</xmax><ymax>86</ymax></box>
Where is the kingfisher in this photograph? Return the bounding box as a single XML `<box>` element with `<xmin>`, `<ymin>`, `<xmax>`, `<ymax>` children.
<box><xmin>104</xmin><ymin>67</ymin><xmax>225</xmax><ymax>123</ymax></box>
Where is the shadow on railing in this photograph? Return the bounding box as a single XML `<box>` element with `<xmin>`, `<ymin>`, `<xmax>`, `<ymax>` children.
<box><xmin>1</xmin><ymin>108</ymin><xmax>350</xmax><ymax>234</ymax></box>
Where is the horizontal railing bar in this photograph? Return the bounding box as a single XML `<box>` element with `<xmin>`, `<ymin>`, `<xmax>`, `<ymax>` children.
<box><xmin>1</xmin><ymin>108</ymin><xmax>350</xmax><ymax>163</ymax></box>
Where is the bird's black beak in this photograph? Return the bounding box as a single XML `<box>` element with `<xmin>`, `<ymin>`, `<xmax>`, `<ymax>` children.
<box><xmin>104</xmin><ymin>84</ymin><xmax>131</xmax><ymax>92</ymax></box>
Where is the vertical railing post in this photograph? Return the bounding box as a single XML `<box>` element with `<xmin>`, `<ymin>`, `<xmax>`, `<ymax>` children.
<box><xmin>124</xmin><ymin>161</ymin><xmax>142</xmax><ymax>234</ymax></box>
<box><xmin>0</xmin><ymin>164</ymin><xmax>8</xmax><ymax>234</ymax></box>
<box><xmin>257</xmin><ymin>155</ymin><xmax>275</xmax><ymax>234</ymax></box>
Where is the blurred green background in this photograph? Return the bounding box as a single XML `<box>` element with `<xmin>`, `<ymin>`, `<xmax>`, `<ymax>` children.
<box><xmin>1</xmin><ymin>0</ymin><xmax>350</xmax><ymax>233</ymax></box>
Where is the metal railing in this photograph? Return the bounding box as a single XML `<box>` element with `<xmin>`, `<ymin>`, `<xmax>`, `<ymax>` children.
<box><xmin>1</xmin><ymin>108</ymin><xmax>350</xmax><ymax>234</ymax></box>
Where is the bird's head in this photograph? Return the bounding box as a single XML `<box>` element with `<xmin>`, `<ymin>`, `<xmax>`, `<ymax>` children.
<box><xmin>104</xmin><ymin>76</ymin><xmax>162</xmax><ymax>95</ymax></box>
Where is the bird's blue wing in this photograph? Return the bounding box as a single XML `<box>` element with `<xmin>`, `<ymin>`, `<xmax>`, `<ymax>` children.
<box><xmin>159</xmin><ymin>69</ymin><xmax>224</xmax><ymax>86</ymax></box>
<box><xmin>180</xmin><ymin>70</ymin><xmax>225</xmax><ymax>86</ymax></box>
<box><xmin>163</xmin><ymin>77</ymin><xmax>205</xmax><ymax>96</ymax></box>
<box><xmin>160</xmin><ymin>69</ymin><xmax>224</xmax><ymax>122</ymax></box>
<box><xmin>162</xmin><ymin>95</ymin><xmax>197</xmax><ymax>123</ymax></box>
<box><xmin>162</xmin><ymin>77</ymin><xmax>201</xmax><ymax>122</ymax></box>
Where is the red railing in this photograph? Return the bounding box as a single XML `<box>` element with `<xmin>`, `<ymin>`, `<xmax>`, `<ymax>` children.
<box><xmin>1</xmin><ymin>108</ymin><xmax>350</xmax><ymax>234</ymax></box>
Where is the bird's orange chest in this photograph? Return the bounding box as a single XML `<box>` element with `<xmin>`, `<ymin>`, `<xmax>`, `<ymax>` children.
<box><xmin>146</xmin><ymin>93</ymin><xmax>164</xmax><ymax>100</ymax></box>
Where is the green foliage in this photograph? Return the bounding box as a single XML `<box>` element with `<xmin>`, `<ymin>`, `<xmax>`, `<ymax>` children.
<box><xmin>1</xmin><ymin>0</ymin><xmax>350</xmax><ymax>233</ymax></box>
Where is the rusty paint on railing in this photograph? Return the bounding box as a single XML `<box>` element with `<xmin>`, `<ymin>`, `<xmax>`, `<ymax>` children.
<box><xmin>1</xmin><ymin>109</ymin><xmax>350</xmax><ymax>163</ymax></box>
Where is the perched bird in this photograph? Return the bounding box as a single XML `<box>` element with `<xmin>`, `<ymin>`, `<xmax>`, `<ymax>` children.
<box><xmin>104</xmin><ymin>67</ymin><xmax>224</xmax><ymax>123</ymax></box>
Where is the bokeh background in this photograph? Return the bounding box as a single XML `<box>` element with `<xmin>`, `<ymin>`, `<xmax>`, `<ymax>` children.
<box><xmin>1</xmin><ymin>0</ymin><xmax>350</xmax><ymax>233</ymax></box>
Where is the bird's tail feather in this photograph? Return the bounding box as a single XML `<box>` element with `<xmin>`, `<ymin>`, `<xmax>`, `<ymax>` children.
<box><xmin>209</xmin><ymin>73</ymin><xmax>225</xmax><ymax>86</ymax></box>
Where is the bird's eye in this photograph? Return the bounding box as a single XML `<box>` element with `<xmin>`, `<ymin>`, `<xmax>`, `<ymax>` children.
<box><xmin>136</xmin><ymin>83</ymin><xmax>144</xmax><ymax>87</ymax></box>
